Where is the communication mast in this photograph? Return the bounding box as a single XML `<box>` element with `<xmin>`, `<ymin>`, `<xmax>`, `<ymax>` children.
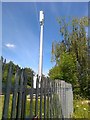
<box><xmin>38</xmin><ymin>11</ymin><xmax>44</xmax><ymax>84</ymax></box>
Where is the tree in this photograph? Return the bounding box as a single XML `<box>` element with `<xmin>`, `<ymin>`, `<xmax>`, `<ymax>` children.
<box><xmin>24</xmin><ymin>67</ymin><xmax>34</xmax><ymax>86</ymax></box>
<box><xmin>49</xmin><ymin>17</ymin><xmax>89</xmax><ymax>98</ymax></box>
<box><xmin>2</xmin><ymin>57</ymin><xmax>34</xmax><ymax>87</ymax></box>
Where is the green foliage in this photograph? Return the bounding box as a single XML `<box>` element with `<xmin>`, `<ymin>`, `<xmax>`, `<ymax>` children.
<box><xmin>59</xmin><ymin>53</ymin><xmax>77</xmax><ymax>85</ymax></box>
<box><xmin>2</xmin><ymin>59</ymin><xmax>34</xmax><ymax>87</ymax></box>
<box><xmin>49</xmin><ymin>52</ymin><xmax>78</xmax><ymax>88</ymax></box>
<box><xmin>2</xmin><ymin>61</ymin><xmax>19</xmax><ymax>85</ymax></box>
<box><xmin>49</xmin><ymin>17</ymin><xmax>89</xmax><ymax>98</ymax></box>
<box><xmin>49</xmin><ymin>66</ymin><xmax>62</xmax><ymax>80</ymax></box>
<box><xmin>24</xmin><ymin>67</ymin><xmax>34</xmax><ymax>86</ymax></box>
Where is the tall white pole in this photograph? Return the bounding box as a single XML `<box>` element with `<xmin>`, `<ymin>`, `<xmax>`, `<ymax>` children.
<box><xmin>38</xmin><ymin>11</ymin><xmax>44</xmax><ymax>84</ymax></box>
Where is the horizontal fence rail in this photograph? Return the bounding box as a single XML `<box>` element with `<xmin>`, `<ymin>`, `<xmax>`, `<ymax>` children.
<box><xmin>1</xmin><ymin>58</ymin><xmax>73</xmax><ymax>119</ymax></box>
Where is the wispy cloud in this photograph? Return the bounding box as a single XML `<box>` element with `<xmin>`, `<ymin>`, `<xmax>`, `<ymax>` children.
<box><xmin>5</xmin><ymin>43</ymin><xmax>15</xmax><ymax>48</ymax></box>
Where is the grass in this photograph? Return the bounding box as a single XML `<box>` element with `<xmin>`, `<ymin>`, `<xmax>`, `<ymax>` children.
<box><xmin>0</xmin><ymin>94</ymin><xmax>45</xmax><ymax>119</ymax></box>
<box><xmin>0</xmin><ymin>95</ymin><xmax>3</xmax><ymax>119</ymax></box>
<box><xmin>72</xmin><ymin>98</ymin><xmax>90</xmax><ymax>119</ymax></box>
<box><xmin>25</xmin><ymin>96</ymin><xmax>45</xmax><ymax>118</ymax></box>
<box><xmin>1</xmin><ymin>94</ymin><xmax>90</xmax><ymax>119</ymax></box>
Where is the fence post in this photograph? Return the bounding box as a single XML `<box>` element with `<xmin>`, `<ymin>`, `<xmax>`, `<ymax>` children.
<box><xmin>2</xmin><ymin>62</ymin><xmax>13</xmax><ymax>119</ymax></box>
<box><xmin>11</xmin><ymin>68</ymin><xmax>20</xmax><ymax>119</ymax></box>
<box><xmin>0</xmin><ymin>57</ymin><xmax>2</xmax><ymax>95</ymax></box>
<box><xmin>2</xmin><ymin>60</ymin><xmax>73</xmax><ymax>119</ymax></box>
<box><xmin>52</xmin><ymin>81</ymin><xmax>54</xmax><ymax>118</ymax></box>
<box><xmin>1</xmin><ymin>57</ymin><xmax>6</xmax><ymax>74</ymax></box>
<box><xmin>49</xmin><ymin>80</ymin><xmax>53</xmax><ymax>118</ymax></box>
<box><xmin>47</xmin><ymin>77</ymin><xmax>50</xmax><ymax>118</ymax></box>
<box><xmin>16</xmin><ymin>69</ymin><xmax>24</xmax><ymax>119</ymax></box>
<box><xmin>35</xmin><ymin>75</ymin><xmax>39</xmax><ymax>117</ymax></box>
<box><xmin>21</xmin><ymin>69</ymin><xmax>28</xmax><ymax>119</ymax></box>
<box><xmin>30</xmin><ymin>71</ymin><xmax>34</xmax><ymax>118</ymax></box>
<box><xmin>44</xmin><ymin>77</ymin><xmax>46</xmax><ymax>119</ymax></box>
<box><xmin>58</xmin><ymin>80</ymin><xmax>62</xmax><ymax>118</ymax></box>
<box><xmin>40</xmin><ymin>77</ymin><xmax>43</xmax><ymax>118</ymax></box>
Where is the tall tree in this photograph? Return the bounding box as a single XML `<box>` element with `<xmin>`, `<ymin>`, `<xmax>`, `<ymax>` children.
<box><xmin>49</xmin><ymin>17</ymin><xmax>89</xmax><ymax>97</ymax></box>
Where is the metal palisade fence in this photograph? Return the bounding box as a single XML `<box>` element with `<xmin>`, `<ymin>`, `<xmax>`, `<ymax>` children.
<box><xmin>1</xmin><ymin>57</ymin><xmax>73</xmax><ymax>119</ymax></box>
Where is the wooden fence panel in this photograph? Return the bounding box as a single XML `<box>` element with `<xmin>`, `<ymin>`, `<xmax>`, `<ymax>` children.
<box><xmin>2</xmin><ymin>58</ymin><xmax>6</xmax><ymax>74</ymax></box>
<box><xmin>40</xmin><ymin>77</ymin><xmax>43</xmax><ymax>118</ymax></box>
<box><xmin>11</xmin><ymin>68</ymin><xmax>20</xmax><ymax>119</ymax></box>
<box><xmin>16</xmin><ymin>69</ymin><xmax>24</xmax><ymax>119</ymax></box>
<box><xmin>47</xmin><ymin>78</ymin><xmax>50</xmax><ymax>118</ymax></box>
<box><xmin>57</xmin><ymin>81</ymin><xmax>61</xmax><ymax>118</ymax></box>
<box><xmin>56</xmin><ymin>82</ymin><xmax>59</xmax><ymax>118</ymax></box>
<box><xmin>30</xmin><ymin>72</ymin><xmax>34</xmax><ymax>118</ymax></box>
<box><xmin>49</xmin><ymin>80</ymin><xmax>52</xmax><ymax>118</ymax></box>
<box><xmin>53</xmin><ymin>81</ymin><xmax>56</xmax><ymax>118</ymax></box>
<box><xmin>35</xmin><ymin>76</ymin><xmax>39</xmax><ymax>117</ymax></box>
<box><xmin>51</xmin><ymin>81</ymin><xmax>54</xmax><ymax>118</ymax></box>
<box><xmin>44</xmin><ymin>77</ymin><xmax>46</xmax><ymax>119</ymax></box>
<box><xmin>2</xmin><ymin>62</ymin><xmax>13</xmax><ymax>119</ymax></box>
<box><xmin>2</xmin><ymin>59</ymin><xmax>73</xmax><ymax>119</ymax></box>
<box><xmin>21</xmin><ymin>69</ymin><xmax>28</xmax><ymax>119</ymax></box>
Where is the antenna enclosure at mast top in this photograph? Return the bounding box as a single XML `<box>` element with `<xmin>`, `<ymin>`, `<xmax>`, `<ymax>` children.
<box><xmin>39</xmin><ymin>11</ymin><xmax>44</xmax><ymax>24</ymax></box>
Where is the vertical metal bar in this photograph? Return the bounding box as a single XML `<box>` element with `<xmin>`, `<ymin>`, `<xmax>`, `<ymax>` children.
<box><xmin>55</xmin><ymin>82</ymin><xmax>57</xmax><ymax>118</ymax></box>
<box><xmin>58</xmin><ymin>81</ymin><xmax>62</xmax><ymax>118</ymax></box>
<box><xmin>52</xmin><ymin>81</ymin><xmax>54</xmax><ymax>118</ymax></box>
<box><xmin>40</xmin><ymin>77</ymin><xmax>43</xmax><ymax>118</ymax></box>
<box><xmin>57</xmin><ymin>81</ymin><xmax>59</xmax><ymax>118</ymax></box>
<box><xmin>53</xmin><ymin>81</ymin><xmax>56</xmax><ymax>118</ymax></box>
<box><xmin>44</xmin><ymin>78</ymin><xmax>46</xmax><ymax>119</ymax></box>
<box><xmin>11</xmin><ymin>68</ymin><xmax>20</xmax><ymax>119</ymax></box>
<box><xmin>16</xmin><ymin>69</ymin><xmax>24</xmax><ymax>119</ymax></box>
<box><xmin>56</xmin><ymin>81</ymin><xmax>58</xmax><ymax>118</ymax></box>
<box><xmin>35</xmin><ymin>75</ymin><xmax>39</xmax><ymax>117</ymax></box>
<box><xmin>54</xmin><ymin>81</ymin><xmax>56</xmax><ymax>118</ymax></box>
<box><xmin>60</xmin><ymin>81</ymin><xmax>64</xmax><ymax>119</ymax></box>
<box><xmin>50</xmin><ymin>80</ymin><xmax>52</xmax><ymax>118</ymax></box>
<box><xmin>47</xmin><ymin>78</ymin><xmax>50</xmax><ymax>118</ymax></box>
<box><xmin>21</xmin><ymin>69</ymin><xmax>28</xmax><ymax>119</ymax></box>
<box><xmin>30</xmin><ymin>72</ymin><xmax>34</xmax><ymax>118</ymax></box>
<box><xmin>0</xmin><ymin>57</ymin><xmax>2</xmax><ymax>95</ymax></box>
<box><xmin>2</xmin><ymin>62</ymin><xmax>13</xmax><ymax>119</ymax></box>
<box><xmin>64</xmin><ymin>82</ymin><xmax>66</xmax><ymax>118</ymax></box>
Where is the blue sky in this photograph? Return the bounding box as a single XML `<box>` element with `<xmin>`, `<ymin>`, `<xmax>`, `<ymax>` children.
<box><xmin>2</xmin><ymin>2</ymin><xmax>88</xmax><ymax>75</ymax></box>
